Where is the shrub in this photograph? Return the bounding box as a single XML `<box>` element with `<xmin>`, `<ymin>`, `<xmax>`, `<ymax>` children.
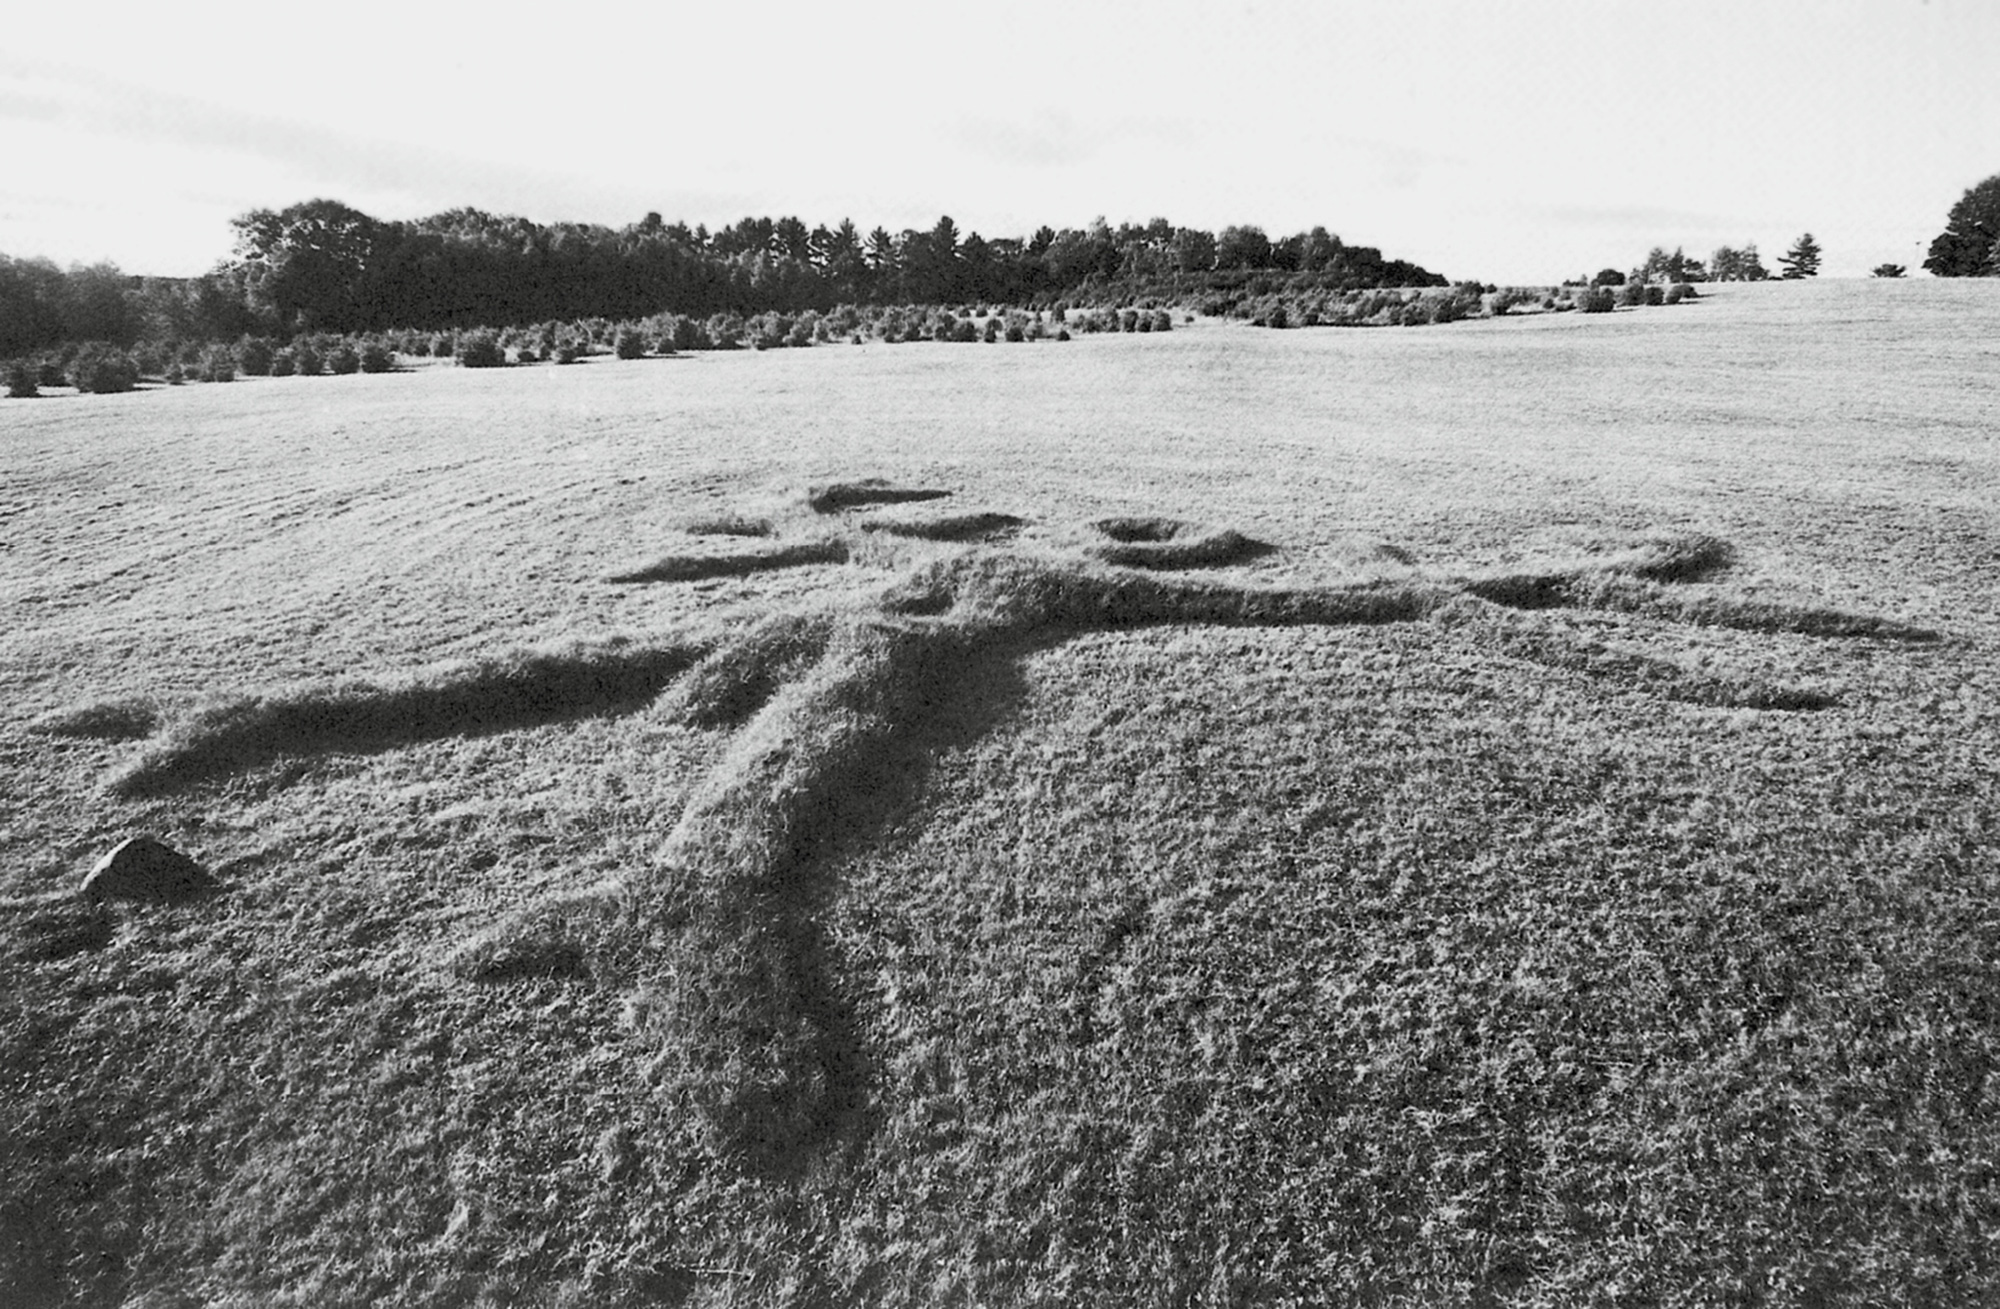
<box><xmin>982</xmin><ymin>318</ymin><xmax>1000</xmax><ymax>343</ymax></box>
<box><xmin>68</xmin><ymin>343</ymin><xmax>140</xmax><ymax>394</ymax></box>
<box><xmin>165</xmin><ymin>363</ymin><xmax>185</xmax><ymax>386</ymax></box>
<box><xmin>1120</xmin><ymin>309</ymin><xmax>1139</xmax><ymax>332</ymax></box>
<box><xmin>39</xmin><ymin>357</ymin><xmax>69</xmax><ymax>388</ymax></box>
<box><xmin>359</xmin><ymin>341</ymin><xmax>394</xmax><ymax>373</ymax></box>
<box><xmin>1153</xmin><ymin>310</ymin><xmax>1173</xmax><ymax>331</ymax></box>
<box><xmin>198</xmin><ymin>345</ymin><xmax>236</xmax><ymax>382</ymax></box>
<box><xmin>1267</xmin><ymin>305</ymin><xmax>1289</xmax><ymax>329</ymax></box>
<box><xmin>1593</xmin><ymin>268</ymin><xmax>1627</xmax><ymax>287</ymax></box>
<box><xmin>1644</xmin><ymin>284</ymin><xmax>1665</xmax><ymax>306</ymax></box>
<box><xmin>705</xmin><ymin>314</ymin><xmax>745</xmax><ymax>349</ymax></box>
<box><xmin>516</xmin><ymin>346</ymin><xmax>541</xmax><ymax>364</ymax></box>
<box><xmin>1578</xmin><ymin>287</ymin><xmax>1617</xmax><ymax>314</ymax></box>
<box><xmin>238</xmin><ymin>337</ymin><xmax>275</xmax><ymax>376</ymax></box>
<box><xmin>554</xmin><ymin>341</ymin><xmax>582</xmax><ymax>365</ymax></box>
<box><xmin>1056</xmin><ymin>328</ymin><xmax>1071</xmax><ymax>341</ymax></box>
<box><xmin>327</xmin><ymin>343</ymin><xmax>361</xmax><ymax>375</ymax></box>
<box><xmin>294</xmin><ymin>342</ymin><xmax>325</xmax><ymax>376</ymax></box>
<box><xmin>951</xmin><ymin>318</ymin><xmax>978</xmax><ymax>343</ymax></box>
<box><xmin>269</xmin><ymin>348</ymin><xmax>297</xmax><ymax>377</ymax></box>
<box><xmin>4</xmin><ymin>358</ymin><xmax>38</xmax><ymax>398</ymax></box>
<box><xmin>615</xmin><ymin>329</ymin><xmax>648</xmax><ymax>359</ymax></box>
<box><xmin>457</xmin><ymin>330</ymin><xmax>506</xmax><ymax>368</ymax></box>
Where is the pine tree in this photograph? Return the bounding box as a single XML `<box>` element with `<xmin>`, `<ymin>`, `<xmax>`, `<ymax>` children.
<box><xmin>1778</xmin><ymin>233</ymin><xmax>1822</xmax><ymax>279</ymax></box>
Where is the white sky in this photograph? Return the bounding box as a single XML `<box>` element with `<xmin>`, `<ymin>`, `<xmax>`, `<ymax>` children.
<box><xmin>3</xmin><ymin>0</ymin><xmax>1996</xmax><ymax>282</ymax></box>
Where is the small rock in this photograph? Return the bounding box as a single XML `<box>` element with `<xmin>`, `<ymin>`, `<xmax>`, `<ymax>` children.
<box><xmin>597</xmin><ymin>1125</ymin><xmax>640</xmax><ymax>1182</ymax></box>
<box><xmin>80</xmin><ymin>835</ymin><xmax>215</xmax><ymax>903</ymax></box>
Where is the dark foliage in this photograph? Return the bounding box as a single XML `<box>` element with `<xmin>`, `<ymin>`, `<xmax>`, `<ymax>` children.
<box><xmin>4</xmin><ymin>356</ymin><xmax>39</xmax><ymax>398</ymax></box>
<box><xmin>1578</xmin><ymin>287</ymin><xmax>1617</xmax><ymax>314</ymax></box>
<box><xmin>67</xmin><ymin>200</ymin><xmax>1450</xmax><ymax>344</ymax></box>
<box><xmin>456</xmin><ymin>330</ymin><xmax>506</xmax><ymax>368</ymax></box>
<box><xmin>237</xmin><ymin>336</ymin><xmax>275</xmax><ymax>375</ymax></box>
<box><xmin>67</xmin><ymin>343</ymin><xmax>140</xmax><ymax>394</ymax></box>
<box><xmin>1924</xmin><ymin>174</ymin><xmax>2000</xmax><ymax>277</ymax></box>
<box><xmin>197</xmin><ymin>344</ymin><xmax>236</xmax><ymax>383</ymax></box>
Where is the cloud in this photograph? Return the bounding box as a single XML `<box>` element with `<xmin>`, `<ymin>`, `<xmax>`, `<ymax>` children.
<box><xmin>1538</xmin><ymin>203</ymin><xmax>1759</xmax><ymax>233</ymax></box>
<box><xmin>0</xmin><ymin>58</ymin><xmax>737</xmax><ymax>227</ymax></box>
<box><xmin>950</xmin><ymin>110</ymin><xmax>1097</xmax><ymax>169</ymax></box>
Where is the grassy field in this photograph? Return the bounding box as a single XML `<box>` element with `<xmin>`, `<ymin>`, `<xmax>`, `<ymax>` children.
<box><xmin>4</xmin><ymin>279</ymin><xmax>1999</xmax><ymax>1307</ymax></box>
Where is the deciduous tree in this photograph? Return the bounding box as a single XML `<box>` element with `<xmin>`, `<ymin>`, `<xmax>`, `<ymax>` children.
<box><xmin>1923</xmin><ymin>173</ymin><xmax>2000</xmax><ymax>277</ymax></box>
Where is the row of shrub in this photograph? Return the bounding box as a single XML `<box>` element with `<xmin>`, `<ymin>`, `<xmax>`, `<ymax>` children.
<box><xmin>1214</xmin><ymin>279</ymin><xmax>1699</xmax><ymax>328</ymax></box>
<box><xmin>4</xmin><ymin>280</ymin><xmax>1693</xmax><ymax>396</ymax></box>
<box><xmin>444</xmin><ymin>303</ymin><xmax>1099</xmax><ymax>365</ymax></box>
<box><xmin>3</xmin><ymin>331</ymin><xmax>413</xmax><ymax>396</ymax></box>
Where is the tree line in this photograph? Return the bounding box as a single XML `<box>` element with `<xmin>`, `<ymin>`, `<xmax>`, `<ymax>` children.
<box><xmin>0</xmin><ymin>202</ymin><xmax>1447</xmax><ymax>357</ymax></box>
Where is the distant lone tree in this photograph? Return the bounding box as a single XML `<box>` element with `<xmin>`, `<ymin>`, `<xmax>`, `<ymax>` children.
<box><xmin>1923</xmin><ymin>173</ymin><xmax>2000</xmax><ymax>277</ymax></box>
<box><xmin>1777</xmin><ymin>233</ymin><xmax>1822</xmax><ymax>279</ymax></box>
<box><xmin>1872</xmin><ymin>264</ymin><xmax>1907</xmax><ymax>278</ymax></box>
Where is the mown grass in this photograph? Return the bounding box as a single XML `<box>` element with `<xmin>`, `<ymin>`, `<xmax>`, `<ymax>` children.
<box><xmin>443</xmin><ymin>534</ymin><xmax>1900</xmax><ymax>1196</ymax></box>
<box><xmin>5</xmin><ymin>281</ymin><xmax>1998</xmax><ymax>1307</ymax></box>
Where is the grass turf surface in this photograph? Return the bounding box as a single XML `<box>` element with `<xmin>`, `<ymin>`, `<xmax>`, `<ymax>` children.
<box><xmin>3</xmin><ymin>280</ymin><xmax>1999</xmax><ymax>1306</ymax></box>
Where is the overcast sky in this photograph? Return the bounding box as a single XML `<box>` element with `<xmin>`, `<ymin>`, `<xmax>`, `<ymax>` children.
<box><xmin>4</xmin><ymin>0</ymin><xmax>1996</xmax><ymax>282</ymax></box>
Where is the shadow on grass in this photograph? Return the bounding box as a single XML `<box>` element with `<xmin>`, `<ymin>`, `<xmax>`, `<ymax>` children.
<box><xmin>807</xmin><ymin>480</ymin><xmax>953</xmax><ymax>513</ymax></box>
<box><xmin>606</xmin><ymin>539</ymin><xmax>847</xmax><ymax>584</ymax></box>
<box><xmin>1086</xmin><ymin>516</ymin><xmax>1278</xmax><ymax>570</ymax></box>
<box><xmin>108</xmin><ymin>638</ymin><xmax>709</xmax><ymax>797</ymax></box>
<box><xmin>860</xmin><ymin>511</ymin><xmax>1028</xmax><ymax>542</ymax></box>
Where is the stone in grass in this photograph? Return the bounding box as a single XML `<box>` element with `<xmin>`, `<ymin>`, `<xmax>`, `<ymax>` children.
<box><xmin>80</xmin><ymin>835</ymin><xmax>216</xmax><ymax>903</ymax></box>
<box><xmin>597</xmin><ymin>1124</ymin><xmax>641</xmax><ymax>1182</ymax></box>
